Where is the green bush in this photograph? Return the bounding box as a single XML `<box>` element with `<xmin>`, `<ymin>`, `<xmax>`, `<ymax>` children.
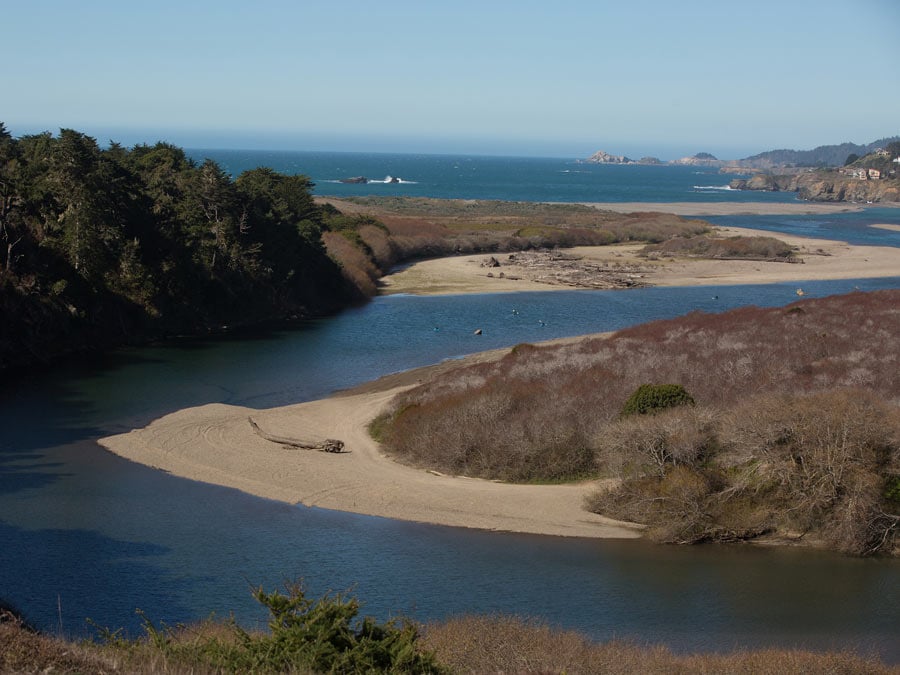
<box><xmin>104</xmin><ymin>583</ymin><xmax>446</xmax><ymax>673</ymax></box>
<box><xmin>621</xmin><ymin>384</ymin><xmax>695</xmax><ymax>417</ymax></box>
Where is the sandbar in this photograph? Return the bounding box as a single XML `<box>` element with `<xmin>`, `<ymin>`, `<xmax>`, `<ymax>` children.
<box><xmin>380</xmin><ymin>226</ymin><xmax>900</xmax><ymax>296</ymax></box>
<box><xmin>99</xmin><ymin>380</ymin><xmax>641</xmax><ymax>539</ymax></box>
<box><xmin>577</xmin><ymin>201</ymin><xmax>866</xmax><ymax>216</ymax></box>
<box><xmin>871</xmin><ymin>223</ymin><xmax>900</xmax><ymax>232</ymax></box>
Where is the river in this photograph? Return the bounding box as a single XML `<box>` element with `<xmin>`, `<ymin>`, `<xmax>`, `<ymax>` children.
<box><xmin>2</xmin><ymin>277</ymin><xmax>899</xmax><ymax>660</ymax></box>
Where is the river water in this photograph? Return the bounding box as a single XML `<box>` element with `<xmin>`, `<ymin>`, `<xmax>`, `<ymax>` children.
<box><xmin>2</xmin><ymin>277</ymin><xmax>900</xmax><ymax>660</ymax></box>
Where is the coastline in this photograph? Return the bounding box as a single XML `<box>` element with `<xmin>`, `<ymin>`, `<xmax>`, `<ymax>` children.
<box><xmin>380</xmin><ymin>224</ymin><xmax>900</xmax><ymax>296</ymax></box>
<box><xmin>574</xmin><ymin>201</ymin><xmax>867</xmax><ymax>216</ymax></box>
<box><xmin>98</xmin><ymin>206</ymin><xmax>900</xmax><ymax>542</ymax></box>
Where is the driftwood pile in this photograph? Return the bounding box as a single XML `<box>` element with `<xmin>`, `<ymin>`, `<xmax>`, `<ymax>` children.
<box><xmin>482</xmin><ymin>251</ymin><xmax>651</xmax><ymax>289</ymax></box>
<box><xmin>248</xmin><ymin>417</ymin><xmax>346</xmax><ymax>453</ymax></box>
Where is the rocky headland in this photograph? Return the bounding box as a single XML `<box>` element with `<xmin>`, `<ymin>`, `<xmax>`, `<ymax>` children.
<box><xmin>729</xmin><ymin>172</ymin><xmax>900</xmax><ymax>203</ymax></box>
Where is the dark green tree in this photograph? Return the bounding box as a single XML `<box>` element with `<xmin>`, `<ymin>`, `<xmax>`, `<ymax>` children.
<box><xmin>621</xmin><ymin>383</ymin><xmax>695</xmax><ymax>416</ymax></box>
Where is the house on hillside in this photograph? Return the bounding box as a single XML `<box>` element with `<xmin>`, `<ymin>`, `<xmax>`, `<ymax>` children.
<box><xmin>868</xmin><ymin>168</ymin><xmax>882</xmax><ymax>179</ymax></box>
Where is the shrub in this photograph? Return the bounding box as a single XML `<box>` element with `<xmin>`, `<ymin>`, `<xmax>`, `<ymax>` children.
<box><xmin>621</xmin><ymin>384</ymin><xmax>695</xmax><ymax>417</ymax></box>
<box><xmin>235</xmin><ymin>582</ymin><xmax>444</xmax><ymax>674</ymax></box>
<box><xmin>596</xmin><ymin>406</ymin><xmax>715</xmax><ymax>477</ymax></box>
<box><xmin>104</xmin><ymin>582</ymin><xmax>445</xmax><ymax>674</ymax></box>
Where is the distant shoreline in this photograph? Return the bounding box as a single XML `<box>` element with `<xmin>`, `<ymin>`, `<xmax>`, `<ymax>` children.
<box><xmin>379</xmin><ymin>224</ymin><xmax>900</xmax><ymax>296</ymax></box>
<box><xmin>573</xmin><ymin>201</ymin><xmax>866</xmax><ymax>216</ymax></box>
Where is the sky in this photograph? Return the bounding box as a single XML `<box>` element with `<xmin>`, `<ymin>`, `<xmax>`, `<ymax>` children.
<box><xmin>3</xmin><ymin>0</ymin><xmax>899</xmax><ymax>159</ymax></box>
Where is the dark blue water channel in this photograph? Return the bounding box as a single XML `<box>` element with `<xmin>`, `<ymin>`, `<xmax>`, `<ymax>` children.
<box><xmin>2</xmin><ymin>278</ymin><xmax>900</xmax><ymax>660</ymax></box>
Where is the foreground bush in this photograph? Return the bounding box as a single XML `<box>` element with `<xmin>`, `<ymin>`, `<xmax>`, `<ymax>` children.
<box><xmin>3</xmin><ymin>600</ymin><xmax>897</xmax><ymax>674</ymax></box>
<box><xmin>87</xmin><ymin>582</ymin><xmax>445</xmax><ymax>674</ymax></box>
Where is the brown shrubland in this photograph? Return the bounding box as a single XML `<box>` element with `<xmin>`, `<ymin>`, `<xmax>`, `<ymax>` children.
<box><xmin>421</xmin><ymin>614</ymin><xmax>897</xmax><ymax>674</ymax></box>
<box><xmin>318</xmin><ymin>197</ymin><xmax>728</xmax><ymax>297</ymax></box>
<box><xmin>379</xmin><ymin>290</ymin><xmax>900</xmax><ymax>554</ymax></box>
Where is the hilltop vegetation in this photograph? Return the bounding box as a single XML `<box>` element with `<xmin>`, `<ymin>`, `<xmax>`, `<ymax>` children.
<box><xmin>375</xmin><ymin>290</ymin><xmax>900</xmax><ymax>556</ymax></box>
<box><xmin>0</xmin><ymin>123</ymin><xmax>358</xmax><ymax>371</ymax></box>
<box><xmin>742</xmin><ymin>136</ymin><xmax>900</xmax><ymax>168</ymax></box>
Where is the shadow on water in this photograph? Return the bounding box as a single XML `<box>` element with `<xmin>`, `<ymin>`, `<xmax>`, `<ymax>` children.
<box><xmin>0</xmin><ymin>452</ymin><xmax>72</xmax><ymax>495</ymax></box>
<box><xmin>0</xmin><ymin>520</ymin><xmax>196</xmax><ymax>639</ymax></box>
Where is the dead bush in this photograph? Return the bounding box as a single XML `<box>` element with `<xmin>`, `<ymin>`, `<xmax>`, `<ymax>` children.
<box><xmin>596</xmin><ymin>405</ymin><xmax>715</xmax><ymax>477</ymax></box>
<box><xmin>721</xmin><ymin>389</ymin><xmax>900</xmax><ymax>554</ymax></box>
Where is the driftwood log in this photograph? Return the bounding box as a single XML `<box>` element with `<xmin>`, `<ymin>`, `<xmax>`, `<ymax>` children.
<box><xmin>248</xmin><ymin>417</ymin><xmax>346</xmax><ymax>453</ymax></box>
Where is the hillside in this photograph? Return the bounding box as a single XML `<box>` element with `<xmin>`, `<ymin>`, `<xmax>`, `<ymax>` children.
<box><xmin>740</xmin><ymin>136</ymin><xmax>900</xmax><ymax>168</ymax></box>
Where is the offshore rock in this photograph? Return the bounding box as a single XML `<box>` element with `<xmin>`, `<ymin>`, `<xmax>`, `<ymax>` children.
<box><xmin>585</xmin><ymin>150</ymin><xmax>634</xmax><ymax>164</ymax></box>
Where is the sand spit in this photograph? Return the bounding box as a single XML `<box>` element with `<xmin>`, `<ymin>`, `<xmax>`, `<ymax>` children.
<box><xmin>99</xmin><ymin>386</ymin><xmax>642</xmax><ymax>539</ymax></box>
<box><xmin>380</xmin><ymin>226</ymin><xmax>900</xmax><ymax>296</ymax></box>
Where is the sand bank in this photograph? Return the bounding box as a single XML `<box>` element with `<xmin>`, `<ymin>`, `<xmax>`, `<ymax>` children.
<box><xmin>577</xmin><ymin>201</ymin><xmax>868</xmax><ymax>216</ymax></box>
<box><xmin>99</xmin><ymin>381</ymin><xmax>641</xmax><ymax>539</ymax></box>
<box><xmin>871</xmin><ymin>223</ymin><xmax>900</xmax><ymax>232</ymax></box>
<box><xmin>380</xmin><ymin>225</ymin><xmax>900</xmax><ymax>296</ymax></box>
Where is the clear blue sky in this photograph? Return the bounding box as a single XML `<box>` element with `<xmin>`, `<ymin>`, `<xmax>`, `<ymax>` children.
<box><xmin>3</xmin><ymin>0</ymin><xmax>899</xmax><ymax>159</ymax></box>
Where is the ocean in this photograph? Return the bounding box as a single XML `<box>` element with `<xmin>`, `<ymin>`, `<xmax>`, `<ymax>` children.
<box><xmin>188</xmin><ymin>149</ymin><xmax>791</xmax><ymax>204</ymax></box>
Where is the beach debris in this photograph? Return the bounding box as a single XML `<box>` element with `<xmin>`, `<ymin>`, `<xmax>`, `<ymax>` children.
<box><xmin>248</xmin><ymin>417</ymin><xmax>346</xmax><ymax>453</ymax></box>
<box><xmin>482</xmin><ymin>256</ymin><xmax>501</xmax><ymax>268</ymax></box>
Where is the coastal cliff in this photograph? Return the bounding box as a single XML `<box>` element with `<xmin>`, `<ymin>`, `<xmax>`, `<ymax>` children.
<box><xmin>730</xmin><ymin>172</ymin><xmax>900</xmax><ymax>203</ymax></box>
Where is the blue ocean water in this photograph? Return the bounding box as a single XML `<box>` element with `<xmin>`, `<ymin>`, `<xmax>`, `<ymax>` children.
<box><xmin>189</xmin><ymin>149</ymin><xmax>794</xmax><ymax>204</ymax></box>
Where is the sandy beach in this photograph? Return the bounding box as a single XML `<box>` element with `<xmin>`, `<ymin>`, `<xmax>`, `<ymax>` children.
<box><xmin>577</xmin><ymin>201</ymin><xmax>867</xmax><ymax>216</ymax></box>
<box><xmin>380</xmin><ymin>225</ymin><xmax>900</xmax><ymax>295</ymax></box>
<box><xmin>100</xmin><ymin>384</ymin><xmax>642</xmax><ymax>539</ymax></box>
<box><xmin>99</xmin><ymin>214</ymin><xmax>900</xmax><ymax>541</ymax></box>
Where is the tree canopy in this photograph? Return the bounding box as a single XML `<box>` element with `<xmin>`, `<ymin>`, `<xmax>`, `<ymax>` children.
<box><xmin>0</xmin><ymin>125</ymin><xmax>356</xmax><ymax>371</ymax></box>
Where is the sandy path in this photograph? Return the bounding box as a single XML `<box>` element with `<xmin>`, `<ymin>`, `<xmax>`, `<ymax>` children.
<box><xmin>100</xmin><ymin>387</ymin><xmax>642</xmax><ymax>539</ymax></box>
